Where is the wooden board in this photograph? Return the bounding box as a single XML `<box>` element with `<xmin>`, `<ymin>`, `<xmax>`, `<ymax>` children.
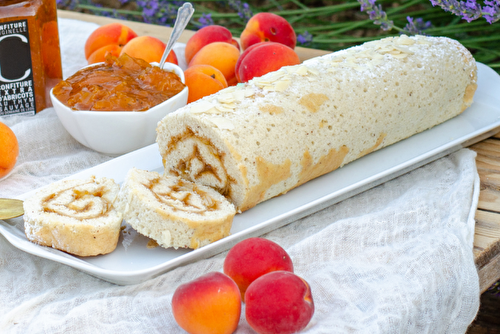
<box><xmin>470</xmin><ymin>138</ymin><xmax>500</xmax><ymax>293</ymax></box>
<box><xmin>57</xmin><ymin>9</ymin><xmax>500</xmax><ymax>294</ymax></box>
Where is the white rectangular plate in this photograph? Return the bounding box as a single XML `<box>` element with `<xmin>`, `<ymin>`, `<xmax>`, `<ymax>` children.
<box><xmin>1</xmin><ymin>63</ymin><xmax>500</xmax><ymax>285</ymax></box>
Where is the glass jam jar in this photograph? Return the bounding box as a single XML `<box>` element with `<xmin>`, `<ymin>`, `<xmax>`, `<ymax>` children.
<box><xmin>0</xmin><ymin>0</ymin><xmax>62</xmax><ymax>116</ymax></box>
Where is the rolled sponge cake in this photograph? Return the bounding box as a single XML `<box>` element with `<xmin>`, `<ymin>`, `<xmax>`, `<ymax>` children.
<box><xmin>23</xmin><ymin>176</ymin><xmax>122</xmax><ymax>256</ymax></box>
<box><xmin>115</xmin><ymin>168</ymin><xmax>236</xmax><ymax>249</ymax></box>
<box><xmin>157</xmin><ymin>35</ymin><xmax>477</xmax><ymax>212</ymax></box>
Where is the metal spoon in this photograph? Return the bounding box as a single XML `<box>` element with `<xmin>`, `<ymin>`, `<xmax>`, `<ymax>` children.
<box><xmin>158</xmin><ymin>2</ymin><xmax>195</xmax><ymax>70</ymax></box>
<box><xmin>0</xmin><ymin>198</ymin><xmax>24</xmax><ymax>220</ymax></box>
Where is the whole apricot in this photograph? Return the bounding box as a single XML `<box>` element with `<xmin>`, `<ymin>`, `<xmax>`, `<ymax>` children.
<box><xmin>223</xmin><ymin>237</ymin><xmax>293</xmax><ymax>300</ymax></box>
<box><xmin>234</xmin><ymin>42</ymin><xmax>262</xmax><ymax>82</ymax></box>
<box><xmin>185</xmin><ymin>65</ymin><xmax>228</xmax><ymax>103</ymax></box>
<box><xmin>172</xmin><ymin>271</ymin><xmax>242</xmax><ymax>334</ymax></box>
<box><xmin>87</xmin><ymin>44</ymin><xmax>122</xmax><ymax>65</ymax></box>
<box><xmin>245</xmin><ymin>271</ymin><xmax>314</xmax><ymax>334</ymax></box>
<box><xmin>188</xmin><ymin>42</ymin><xmax>240</xmax><ymax>86</ymax></box>
<box><xmin>120</xmin><ymin>36</ymin><xmax>178</xmax><ymax>65</ymax></box>
<box><xmin>236</xmin><ymin>42</ymin><xmax>300</xmax><ymax>83</ymax></box>
<box><xmin>0</xmin><ymin>122</ymin><xmax>19</xmax><ymax>179</ymax></box>
<box><xmin>240</xmin><ymin>13</ymin><xmax>296</xmax><ymax>51</ymax></box>
<box><xmin>185</xmin><ymin>25</ymin><xmax>239</xmax><ymax>64</ymax></box>
<box><xmin>84</xmin><ymin>23</ymin><xmax>137</xmax><ymax>60</ymax></box>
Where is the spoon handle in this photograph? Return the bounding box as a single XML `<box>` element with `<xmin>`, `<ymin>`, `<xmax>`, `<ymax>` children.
<box><xmin>159</xmin><ymin>3</ymin><xmax>195</xmax><ymax>69</ymax></box>
<box><xmin>0</xmin><ymin>198</ymin><xmax>24</xmax><ymax>220</ymax></box>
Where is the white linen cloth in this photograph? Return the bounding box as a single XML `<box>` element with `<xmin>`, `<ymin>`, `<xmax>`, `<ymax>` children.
<box><xmin>0</xmin><ymin>18</ymin><xmax>480</xmax><ymax>333</ymax></box>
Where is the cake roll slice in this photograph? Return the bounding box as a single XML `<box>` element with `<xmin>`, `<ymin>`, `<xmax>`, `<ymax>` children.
<box><xmin>157</xmin><ymin>35</ymin><xmax>477</xmax><ymax>212</ymax></box>
<box><xmin>115</xmin><ymin>168</ymin><xmax>236</xmax><ymax>249</ymax></box>
<box><xmin>24</xmin><ymin>176</ymin><xmax>122</xmax><ymax>256</ymax></box>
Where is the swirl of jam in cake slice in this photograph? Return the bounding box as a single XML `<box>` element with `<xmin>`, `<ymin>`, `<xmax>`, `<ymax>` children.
<box><xmin>115</xmin><ymin>168</ymin><xmax>236</xmax><ymax>250</ymax></box>
<box><xmin>23</xmin><ymin>176</ymin><xmax>122</xmax><ymax>256</ymax></box>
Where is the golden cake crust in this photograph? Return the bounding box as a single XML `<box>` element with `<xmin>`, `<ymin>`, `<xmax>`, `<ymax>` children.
<box><xmin>157</xmin><ymin>35</ymin><xmax>477</xmax><ymax>211</ymax></box>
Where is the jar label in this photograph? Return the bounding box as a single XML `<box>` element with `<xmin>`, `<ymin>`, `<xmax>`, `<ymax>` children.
<box><xmin>0</xmin><ymin>19</ymin><xmax>36</xmax><ymax>116</ymax></box>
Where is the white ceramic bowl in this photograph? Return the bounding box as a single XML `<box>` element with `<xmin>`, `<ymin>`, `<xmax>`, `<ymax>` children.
<box><xmin>51</xmin><ymin>62</ymin><xmax>188</xmax><ymax>156</ymax></box>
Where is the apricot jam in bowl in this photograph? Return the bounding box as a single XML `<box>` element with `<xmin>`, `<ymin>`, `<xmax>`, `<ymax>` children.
<box><xmin>50</xmin><ymin>53</ymin><xmax>188</xmax><ymax>156</ymax></box>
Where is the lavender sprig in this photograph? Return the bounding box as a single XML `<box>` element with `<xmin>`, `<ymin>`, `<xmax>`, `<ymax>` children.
<box><xmin>137</xmin><ymin>0</ymin><xmax>186</xmax><ymax>26</ymax></box>
<box><xmin>487</xmin><ymin>280</ymin><xmax>500</xmax><ymax>297</ymax></box>
<box><xmin>228</xmin><ymin>0</ymin><xmax>253</xmax><ymax>22</ymax></box>
<box><xmin>479</xmin><ymin>0</ymin><xmax>500</xmax><ymax>23</ymax></box>
<box><xmin>429</xmin><ymin>0</ymin><xmax>500</xmax><ymax>23</ymax></box>
<box><xmin>87</xmin><ymin>3</ymin><xmax>127</xmax><ymax>20</ymax></box>
<box><xmin>357</xmin><ymin>0</ymin><xmax>394</xmax><ymax>31</ymax></box>
<box><xmin>56</xmin><ymin>0</ymin><xmax>79</xmax><ymax>11</ymax></box>
<box><xmin>198</xmin><ymin>13</ymin><xmax>214</xmax><ymax>28</ymax></box>
<box><xmin>138</xmin><ymin>0</ymin><xmax>160</xmax><ymax>18</ymax></box>
<box><xmin>297</xmin><ymin>31</ymin><xmax>313</xmax><ymax>46</ymax></box>
<box><xmin>403</xmin><ymin>16</ymin><xmax>433</xmax><ymax>34</ymax></box>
